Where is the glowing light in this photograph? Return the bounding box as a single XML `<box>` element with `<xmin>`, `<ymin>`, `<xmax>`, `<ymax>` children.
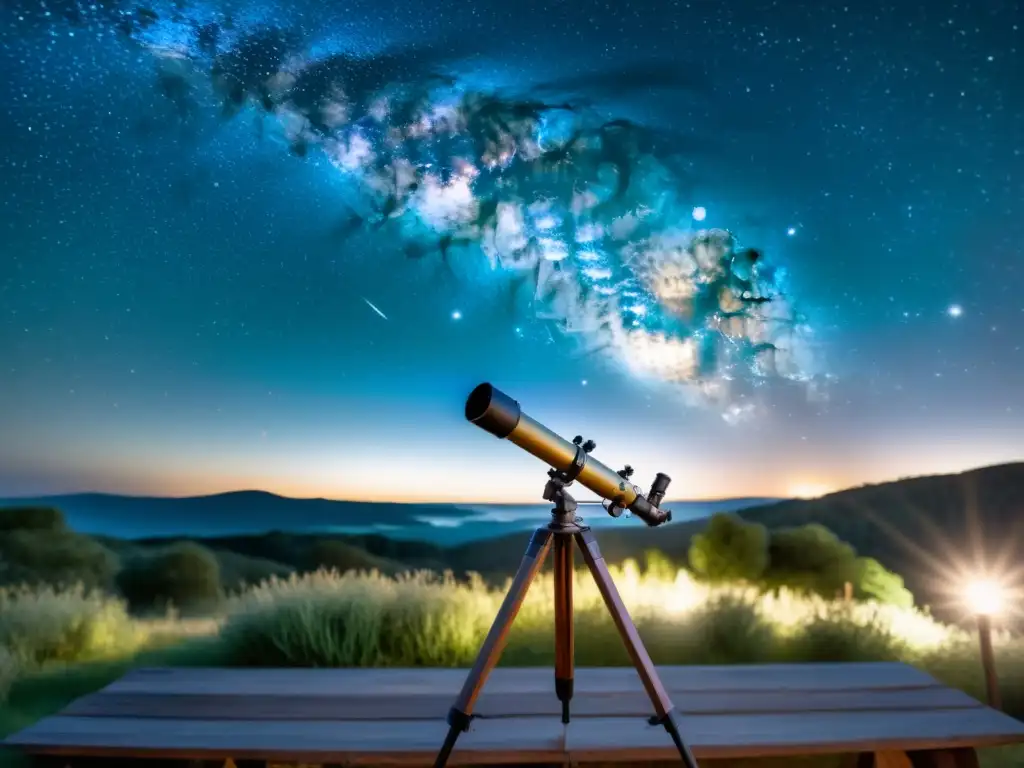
<box><xmin>581</xmin><ymin>379</ymin><xmax>588</xmax><ymax>386</ymax></box>
<box><xmin>788</xmin><ymin>483</ymin><xmax>832</xmax><ymax>499</ymax></box>
<box><xmin>947</xmin><ymin>304</ymin><xmax>963</xmax><ymax>318</ymax></box>
<box><xmin>451</xmin><ymin>310</ymin><xmax>462</xmax><ymax>321</ymax></box>
<box><xmin>964</xmin><ymin>579</ymin><xmax>1004</xmax><ymax>616</ymax></box>
<box><xmin>787</xmin><ymin>227</ymin><xmax>797</xmax><ymax>236</ymax></box>
<box><xmin>692</xmin><ymin>206</ymin><xmax>707</xmax><ymax>222</ymax></box>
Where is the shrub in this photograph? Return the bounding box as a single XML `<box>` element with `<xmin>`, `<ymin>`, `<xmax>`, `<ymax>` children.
<box><xmin>688</xmin><ymin>513</ymin><xmax>770</xmax><ymax>583</ymax></box>
<box><xmin>0</xmin><ymin>584</ymin><xmax>145</xmax><ymax>676</ymax></box>
<box><xmin>214</xmin><ymin>550</ymin><xmax>294</xmax><ymax>593</ymax></box>
<box><xmin>218</xmin><ymin>569</ymin><xmax>493</xmax><ymax>667</ymax></box>
<box><xmin>853</xmin><ymin>556</ymin><xmax>913</xmax><ymax>608</ymax></box>
<box><xmin>785</xmin><ymin>609</ymin><xmax>907</xmax><ymax>662</ymax></box>
<box><xmin>0</xmin><ymin>506</ymin><xmax>67</xmax><ymax>532</ymax></box>
<box><xmin>304</xmin><ymin>540</ymin><xmax>401</xmax><ymax>575</ymax></box>
<box><xmin>764</xmin><ymin>523</ymin><xmax>860</xmax><ymax>597</ymax></box>
<box><xmin>0</xmin><ymin>529</ymin><xmax>119</xmax><ymax>591</ymax></box>
<box><xmin>116</xmin><ymin>543</ymin><xmax>223</xmax><ymax>615</ymax></box>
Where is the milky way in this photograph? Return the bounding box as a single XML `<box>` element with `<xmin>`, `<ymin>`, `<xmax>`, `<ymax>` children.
<box><xmin>13</xmin><ymin>0</ymin><xmax>823</xmax><ymax>414</ymax></box>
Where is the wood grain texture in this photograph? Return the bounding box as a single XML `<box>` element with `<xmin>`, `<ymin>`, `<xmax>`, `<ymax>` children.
<box><xmin>5</xmin><ymin>715</ymin><xmax>565</xmax><ymax>765</ymax></box>
<box><xmin>564</xmin><ymin>710</ymin><xmax>1024</xmax><ymax>760</ymax></box>
<box><xmin>7</xmin><ymin>707</ymin><xmax>1024</xmax><ymax>761</ymax></box>
<box><xmin>60</xmin><ymin>686</ymin><xmax>983</xmax><ymax>721</ymax></box>
<box><xmin>101</xmin><ymin>663</ymin><xmax>940</xmax><ymax>696</ymax></box>
<box><xmin>5</xmin><ymin>663</ymin><xmax>1023</xmax><ymax>764</ymax></box>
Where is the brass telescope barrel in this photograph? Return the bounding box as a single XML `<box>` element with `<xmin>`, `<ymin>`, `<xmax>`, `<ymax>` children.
<box><xmin>464</xmin><ymin>383</ymin><xmax>671</xmax><ymax>526</ymax></box>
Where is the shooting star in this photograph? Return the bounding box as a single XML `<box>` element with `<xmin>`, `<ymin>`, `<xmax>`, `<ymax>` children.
<box><xmin>362</xmin><ymin>297</ymin><xmax>389</xmax><ymax>320</ymax></box>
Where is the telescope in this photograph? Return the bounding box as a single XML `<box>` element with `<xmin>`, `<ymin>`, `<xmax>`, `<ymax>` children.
<box><xmin>434</xmin><ymin>383</ymin><xmax>699</xmax><ymax>768</ymax></box>
<box><xmin>465</xmin><ymin>382</ymin><xmax>674</xmax><ymax>526</ymax></box>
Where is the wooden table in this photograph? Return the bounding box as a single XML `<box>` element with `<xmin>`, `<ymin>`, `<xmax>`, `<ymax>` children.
<box><xmin>4</xmin><ymin>662</ymin><xmax>1023</xmax><ymax>766</ymax></box>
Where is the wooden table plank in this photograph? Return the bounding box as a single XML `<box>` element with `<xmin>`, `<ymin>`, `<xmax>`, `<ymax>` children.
<box><xmin>8</xmin><ymin>707</ymin><xmax>1024</xmax><ymax>763</ymax></box>
<box><xmin>3</xmin><ymin>715</ymin><xmax>564</xmax><ymax>765</ymax></box>
<box><xmin>105</xmin><ymin>663</ymin><xmax>940</xmax><ymax>696</ymax></box>
<box><xmin>566</xmin><ymin>710</ymin><xmax>1024</xmax><ymax>759</ymax></box>
<box><xmin>61</xmin><ymin>686</ymin><xmax>983</xmax><ymax>721</ymax></box>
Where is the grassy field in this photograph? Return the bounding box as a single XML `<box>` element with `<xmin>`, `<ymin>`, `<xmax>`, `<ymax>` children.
<box><xmin>1</xmin><ymin>563</ymin><xmax>1023</xmax><ymax>767</ymax></box>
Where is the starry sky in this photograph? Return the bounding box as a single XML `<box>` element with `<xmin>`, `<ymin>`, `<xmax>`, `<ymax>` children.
<box><xmin>0</xmin><ymin>0</ymin><xmax>1021</xmax><ymax>504</ymax></box>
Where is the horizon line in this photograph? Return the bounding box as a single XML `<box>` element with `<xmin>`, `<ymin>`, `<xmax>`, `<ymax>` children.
<box><xmin>1</xmin><ymin>459</ymin><xmax>1020</xmax><ymax>506</ymax></box>
<box><xmin>0</xmin><ymin>487</ymin><xmax>786</xmax><ymax>505</ymax></box>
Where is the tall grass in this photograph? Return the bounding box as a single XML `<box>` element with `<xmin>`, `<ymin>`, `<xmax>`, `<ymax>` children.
<box><xmin>218</xmin><ymin>562</ymin><xmax>981</xmax><ymax>667</ymax></box>
<box><xmin>0</xmin><ymin>585</ymin><xmax>147</xmax><ymax>700</ymax></box>
<box><xmin>1</xmin><ymin>561</ymin><xmax>1021</xmax><ymax>712</ymax></box>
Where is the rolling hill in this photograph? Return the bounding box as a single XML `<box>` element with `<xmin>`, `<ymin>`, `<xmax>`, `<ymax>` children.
<box><xmin>2</xmin><ymin>462</ymin><xmax>1021</xmax><ymax>619</ymax></box>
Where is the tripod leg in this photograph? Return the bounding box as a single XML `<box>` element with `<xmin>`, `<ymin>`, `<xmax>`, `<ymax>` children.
<box><xmin>574</xmin><ymin>529</ymin><xmax>700</xmax><ymax>768</ymax></box>
<box><xmin>433</xmin><ymin>527</ymin><xmax>554</xmax><ymax>768</ymax></box>
<box><xmin>553</xmin><ymin>533</ymin><xmax>574</xmax><ymax>724</ymax></box>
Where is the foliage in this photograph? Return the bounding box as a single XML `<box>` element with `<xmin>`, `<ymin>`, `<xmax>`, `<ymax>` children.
<box><xmin>763</xmin><ymin>523</ymin><xmax>860</xmax><ymax>596</ymax></box>
<box><xmin>304</xmin><ymin>539</ymin><xmax>404</xmax><ymax>576</ymax></box>
<box><xmin>0</xmin><ymin>529</ymin><xmax>119</xmax><ymax>592</ymax></box>
<box><xmin>853</xmin><ymin>556</ymin><xmax>914</xmax><ymax>608</ymax></box>
<box><xmin>0</xmin><ymin>584</ymin><xmax>145</xmax><ymax>699</ymax></box>
<box><xmin>115</xmin><ymin>542</ymin><xmax>223</xmax><ymax>615</ymax></box>
<box><xmin>214</xmin><ymin>550</ymin><xmax>294</xmax><ymax>593</ymax></box>
<box><xmin>0</xmin><ymin>507</ymin><xmax>67</xmax><ymax>533</ymax></box>
<box><xmin>687</xmin><ymin>513</ymin><xmax>769</xmax><ymax>583</ymax></box>
<box><xmin>685</xmin><ymin>514</ymin><xmax>910</xmax><ymax>606</ymax></box>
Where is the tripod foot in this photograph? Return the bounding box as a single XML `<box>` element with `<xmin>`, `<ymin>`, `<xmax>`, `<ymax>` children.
<box><xmin>433</xmin><ymin>707</ymin><xmax>473</xmax><ymax>768</ymax></box>
<box><xmin>650</xmin><ymin>708</ymin><xmax>700</xmax><ymax>768</ymax></box>
<box><xmin>555</xmin><ymin>677</ymin><xmax>573</xmax><ymax>724</ymax></box>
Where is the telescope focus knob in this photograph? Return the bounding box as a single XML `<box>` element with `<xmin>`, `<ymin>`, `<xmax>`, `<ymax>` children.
<box><xmin>618</xmin><ymin>465</ymin><xmax>634</xmax><ymax>479</ymax></box>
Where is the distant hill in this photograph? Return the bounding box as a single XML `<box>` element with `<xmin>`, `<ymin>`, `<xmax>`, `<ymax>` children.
<box><xmin>441</xmin><ymin>462</ymin><xmax>1024</xmax><ymax>616</ymax></box>
<box><xmin>0</xmin><ymin>490</ymin><xmax>776</xmax><ymax>543</ymax></box>
<box><xmin>3</xmin><ymin>463</ymin><xmax>1020</xmax><ymax>620</ymax></box>
<box><xmin>0</xmin><ymin>491</ymin><xmax>480</xmax><ymax>539</ymax></box>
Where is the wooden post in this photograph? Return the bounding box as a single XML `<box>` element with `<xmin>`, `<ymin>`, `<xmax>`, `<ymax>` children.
<box><xmin>977</xmin><ymin>613</ymin><xmax>1001</xmax><ymax>710</ymax></box>
<box><xmin>844</xmin><ymin>581</ymin><xmax>853</xmax><ymax>602</ymax></box>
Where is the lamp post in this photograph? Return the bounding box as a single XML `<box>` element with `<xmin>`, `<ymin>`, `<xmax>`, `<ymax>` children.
<box><xmin>964</xmin><ymin>579</ymin><xmax>1004</xmax><ymax>710</ymax></box>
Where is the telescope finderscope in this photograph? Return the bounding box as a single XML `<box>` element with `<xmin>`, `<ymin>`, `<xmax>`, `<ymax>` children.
<box><xmin>464</xmin><ymin>383</ymin><xmax>673</xmax><ymax>527</ymax></box>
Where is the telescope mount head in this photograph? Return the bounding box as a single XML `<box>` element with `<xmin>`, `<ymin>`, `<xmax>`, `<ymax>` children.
<box><xmin>543</xmin><ymin>434</ymin><xmax>599</xmax><ymax>528</ymax></box>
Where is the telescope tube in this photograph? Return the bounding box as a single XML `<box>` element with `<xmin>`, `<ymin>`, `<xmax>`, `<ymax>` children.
<box><xmin>465</xmin><ymin>383</ymin><xmax>670</xmax><ymax>526</ymax></box>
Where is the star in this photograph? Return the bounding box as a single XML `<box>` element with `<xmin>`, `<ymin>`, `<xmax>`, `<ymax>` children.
<box><xmin>787</xmin><ymin>227</ymin><xmax>797</xmax><ymax>236</ymax></box>
<box><xmin>692</xmin><ymin>206</ymin><xmax>706</xmax><ymax>222</ymax></box>
<box><xmin>947</xmin><ymin>305</ymin><xmax>963</xmax><ymax>318</ymax></box>
<box><xmin>451</xmin><ymin>310</ymin><xmax>462</xmax><ymax>321</ymax></box>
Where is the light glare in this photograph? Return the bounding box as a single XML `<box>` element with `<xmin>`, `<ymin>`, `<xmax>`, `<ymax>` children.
<box><xmin>965</xmin><ymin>579</ymin><xmax>1004</xmax><ymax>616</ymax></box>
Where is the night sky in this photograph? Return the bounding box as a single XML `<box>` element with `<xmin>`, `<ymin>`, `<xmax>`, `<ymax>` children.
<box><xmin>0</xmin><ymin>0</ymin><xmax>1020</xmax><ymax>504</ymax></box>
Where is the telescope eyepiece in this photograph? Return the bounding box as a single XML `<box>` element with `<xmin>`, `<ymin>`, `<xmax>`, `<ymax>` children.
<box><xmin>648</xmin><ymin>472</ymin><xmax>672</xmax><ymax>509</ymax></box>
<box><xmin>465</xmin><ymin>383</ymin><xmax>522</xmax><ymax>439</ymax></box>
<box><xmin>651</xmin><ymin>472</ymin><xmax>671</xmax><ymax>496</ymax></box>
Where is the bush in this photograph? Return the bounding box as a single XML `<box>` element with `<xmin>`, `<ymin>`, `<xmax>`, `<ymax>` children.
<box><xmin>219</xmin><ymin>569</ymin><xmax>493</xmax><ymax>667</ymax></box>
<box><xmin>304</xmin><ymin>540</ymin><xmax>402</xmax><ymax>575</ymax></box>
<box><xmin>215</xmin><ymin>551</ymin><xmax>294</xmax><ymax>593</ymax></box>
<box><xmin>785</xmin><ymin>609</ymin><xmax>907</xmax><ymax>662</ymax></box>
<box><xmin>0</xmin><ymin>507</ymin><xmax>67</xmax><ymax>533</ymax></box>
<box><xmin>764</xmin><ymin>523</ymin><xmax>860</xmax><ymax>597</ymax></box>
<box><xmin>688</xmin><ymin>512</ymin><xmax>770</xmax><ymax>583</ymax></box>
<box><xmin>116</xmin><ymin>543</ymin><xmax>223</xmax><ymax>615</ymax></box>
<box><xmin>0</xmin><ymin>585</ymin><xmax>145</xmax><ymax>680</ymax></box>
<box><xmin>853</xmin><ymin>556</ymin><xmax>913</xmax><ymax>608</ymax></box>
<box><xmin>0</xmin><ymin>530</ymin><xmax>119</xmax><ymax>591</ymax></box>
<box><xmin>213</xmin><ymin>563</ymin><xmax>961</xmax><ymax>672</ymax></box>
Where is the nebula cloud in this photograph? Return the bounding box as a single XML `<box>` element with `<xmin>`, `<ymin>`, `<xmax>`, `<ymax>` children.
<box><xmin>26</xmin><ymin>0</ymin><xmax>826</xmax><ymax>414</ymax></box>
